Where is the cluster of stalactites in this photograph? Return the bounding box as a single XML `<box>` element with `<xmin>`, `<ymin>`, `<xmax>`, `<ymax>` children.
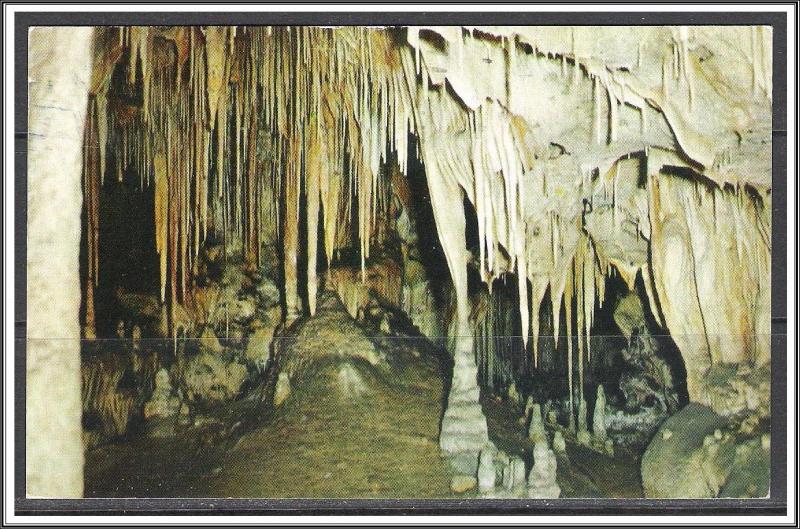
<box><xmin>402</xmin><ymin>24</ymin><xmax>772</xmax><ymax>404</ymax></box>
<box><xmin>81</xmin><ymin>24</ymin><xmax>772</xmax><ymax>398</ymax></box>
<box><xmin>82</xmin><ymin>26</ymin><xmax>416</xmax><ymax>336</ymax></box>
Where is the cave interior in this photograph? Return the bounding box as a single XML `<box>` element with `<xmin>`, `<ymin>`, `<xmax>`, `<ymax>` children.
<box><xmin>71</xmin><ymin>25</ymin><xmax>771</xmax><ymax>499</ymax></box>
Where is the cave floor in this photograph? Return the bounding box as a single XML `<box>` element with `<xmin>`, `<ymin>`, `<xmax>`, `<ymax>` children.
<box><xmin>85</xmin><ymin>295</ymin><xmax>643</xmax><ymax>499</ymax></box>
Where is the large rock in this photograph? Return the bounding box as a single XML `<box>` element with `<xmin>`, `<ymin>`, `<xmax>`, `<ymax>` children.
<box><xmin>719</xmin><ymin>436</ymin><xmax>770</xmax><ymax>498</ymax></box>
<box><xmin>641</xmin><ymin>403</ymin><xmax>733</xmax><ymax>498</ymax></box>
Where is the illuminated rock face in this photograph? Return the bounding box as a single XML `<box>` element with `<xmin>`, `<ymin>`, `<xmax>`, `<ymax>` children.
<box><xmin>63</xmin><ymin>24</ymin><xmax>771</xmax><ymax>475</ymax></box>
<box><xmin>403</xmin><ymin>25</ymin><xmax>771</xmax><ymax>414</ymax></box>
<box><xmin>28</xmin><ymin>26</ymin><xmax>94</xmax><ymax>499</ymax></box>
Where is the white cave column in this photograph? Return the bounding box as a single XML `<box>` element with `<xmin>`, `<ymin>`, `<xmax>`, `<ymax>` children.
<box><xmin>421</xmin><ymin>154</ymin><xmax>489</xmax><ymax>465</ymax></box>
<box><xmin>26</xmin><ymin>26</ymin><xmax>94</xmax><ymax>498</ymax></box>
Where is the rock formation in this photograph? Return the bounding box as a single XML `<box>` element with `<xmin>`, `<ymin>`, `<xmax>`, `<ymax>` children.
<box><xmin>503</xmin><ymin>456</ymin><xmax>527</xmax><ymax>492</ymax></box>
<box><xmin>528</xmin><ymin>403</ymin><xmax>548</xmax><ymax>444</ymax></box>
<box><xmin>593</xmin><ymin>385</ymin><xmax>608</xmax><ymax>442</ymax></box>
<box><xmin>26</xmin><ymin>24</ymin><xmax>773</xmax><ymax>497</ymax></box>
<box><xmin>477</xmin><ymin>447</ymin><xmax>497</xmax><ymax>492</ymax></box>
<box><xmin>527</xmin><ymin>440</ymin><xmax>561</xmax><ymax>499</ymax></box>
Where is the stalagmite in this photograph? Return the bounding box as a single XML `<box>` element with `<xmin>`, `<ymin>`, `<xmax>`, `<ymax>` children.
<box><xmin>553</xmin><ymin>430</ymin><xmax>567</xmax><ymax>454</ymax></box>
<box><xmin>477</xmin><ymin>447</ymin><xmax>496</xmax><ymax>492</ymax></box>
<box><xmin>593</xmin><ymin>385</ymin><xmax>607</xmax><ymax>442</ymax></box>
<box><xmin>527</xmin><ymin>440</ymin><xmax>561</xmax><ymax>499</ymax></box>
<box><xmin>306</xmin><ymin>130</ymin><xmax>321</xmax><ymax>316</ymax></box>
<box><xmin>577</xmin><ymin>398</ymin><xmax>590</xmax><ymax>446</ymax></box>
<box><xmin>503</xmin><ymin>456</ymin><xmax>527</xmax><ymax>492</ymax></box>
<box><xmin>528</xmin><ymin>403</ymin><xmax>547</xmax><ymax>444</ymax></box>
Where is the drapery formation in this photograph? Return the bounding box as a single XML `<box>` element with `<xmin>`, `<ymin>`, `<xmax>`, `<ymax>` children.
<box><xmin>81</xmin><ymin>25</ymin><xmax>771</xmax><ymax>408</ymax></box>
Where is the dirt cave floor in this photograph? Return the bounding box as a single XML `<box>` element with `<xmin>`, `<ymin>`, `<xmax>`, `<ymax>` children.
<box><xmin>84</xmin><ymin>294</ymin><xmax>643</xmax><ymax>499</ymax></box>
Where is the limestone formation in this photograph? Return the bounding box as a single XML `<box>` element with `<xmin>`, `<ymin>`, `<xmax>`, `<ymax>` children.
<box><xmin>527</xmin><ymin>441</ymin><xmax>561</xmax><ymax>499</ymax></box>
<box><xmin>439</xmin><ymin>336</ymin><xmax>490</xmax><ymax>465</ymax></box>
<box><xmin>273</xmin><ymin>372</ymin><xmax>291</xmax><ymax>407</ymax></box>
<box><xmin>552</xmin><ymin>431</ymin><xmax>567</xmax><ymax>454</ymax></box>
<box><xmin>181</xmin><ymin>353</ymin><xmax>248</xmax><ymax>403</ymax></box>
<box><xmin>593</xmin><ymin>385</ymin><xmax>608</xmax><ymax>442</ymax></box>
<box><xmin>577</xmin><ymin>398</ymin><xmax>591</xmax><ymax>445</ymax></box>
<box><xmin>143</xmin><ymin>368</ymin><xmax>181</xmax><ymax>419</ymax></box>
<box><xmin>244</xmin><ymin>305</ymin><xmax>283</xmax><ymax>370</ymax></box>
<box><xmin>507</xmin><ymin>383</ymin><xmax>522</xmax><ymax>408</ymax></box>
<box><xmin>642</xmin><ymin>403</ymin><xmax>736</xmax><ymax>498</ymax></box>
<box><xmin>477</xmin><ymin>447</ymin><xmax>497</xmax><ymax>492</ymax></box>
<box><xmin>27</xmin><ymin>23</ymin><xmax>773</xmax><ymax>498</ymax></box>
<box><xmin>528</xmin><ymin>403</ymin><xmax>548</xmax><ymax>444</ymax></box>
<box><xmin>73</xmin><ymin>24</ymin><xmax>770</xmax><ymax>454</ymax></box>
<box><xmin>503</xmin><ymin>456</ymin><xmax>527</xmax><ymax>492</ymax></box>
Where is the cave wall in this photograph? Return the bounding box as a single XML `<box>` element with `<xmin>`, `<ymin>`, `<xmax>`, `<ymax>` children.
<box><xmin>27</xmin><ymin>26</ymin><xmax>94</xmax><ymax>498</ymax></box>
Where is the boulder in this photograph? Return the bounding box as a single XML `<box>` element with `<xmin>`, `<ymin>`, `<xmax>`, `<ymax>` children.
<box><xmin>641</xmin><ymin>403</ymin><xmax>732</xmax><ymax>498</ymax></box>
<box><xmin>719</xmin><ymin>436</ymin><xmax>770</xmax><ymax>498</ymax></box>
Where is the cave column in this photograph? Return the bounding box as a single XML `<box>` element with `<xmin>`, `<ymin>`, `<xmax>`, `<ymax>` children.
<box><xmin>646</xmin><ymin>152</ymin><xmax>712</xmax><ymax>402</ymax></box>
<box><xmin>26</xmin><ymin>26</ymin><xmax>94</xmax><ymax>498</ymax></box>
<box><xmin>422</xmin><ymin>156</ymin><xmax>489</xmax><ymax>470</ymax></box>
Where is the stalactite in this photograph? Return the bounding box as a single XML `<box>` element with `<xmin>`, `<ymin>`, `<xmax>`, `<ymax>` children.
<box><xmin>306</xmin><ymin>122</ymin><xmax>321</xmax><ymax>316</ymax></box>
<box><xmin>564</xmin><ymin>265</ymin><xmax>575</xmax><ymax>430</ymax></box>
<box><xmin>82</xmin><ymin>96</ymin><xmax>101</xmax><ymax>339</ymax></box>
